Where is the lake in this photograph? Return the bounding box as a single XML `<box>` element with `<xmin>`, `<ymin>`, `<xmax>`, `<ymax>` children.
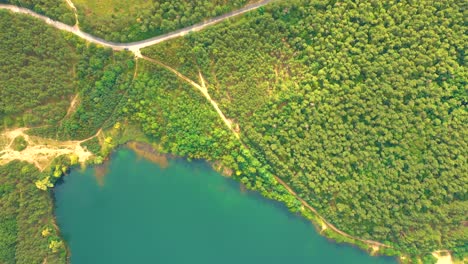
<box><xmin>54</xmin><ymin>148</ymin><xmax>396</xmax><ymax>264</ymax></box>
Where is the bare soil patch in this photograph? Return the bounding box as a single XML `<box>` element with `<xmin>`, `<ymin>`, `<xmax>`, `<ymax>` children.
<box><xmin>0</xmin><ymin>128</ymin><xmax>94</xmax><ymax>171</ymax></box>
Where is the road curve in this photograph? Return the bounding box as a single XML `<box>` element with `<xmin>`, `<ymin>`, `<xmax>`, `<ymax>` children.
<box><xmin>0</xmin><ymin>0</ymin><xmax>274</xmax><ymax>52</ymax></box>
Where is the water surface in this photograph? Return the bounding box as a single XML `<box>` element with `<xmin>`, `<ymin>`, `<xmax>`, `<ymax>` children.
<box><xmin>54</xmin><ymin>149</ymin><xmax>396</xmax><ymax>264</ymax></box>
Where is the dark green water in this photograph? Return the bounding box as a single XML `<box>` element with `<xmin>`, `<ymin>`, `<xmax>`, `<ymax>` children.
<box><xmin>54</xmin><ymin>149</ymin><xmax>396</xmax><ymax>264</ymax></box>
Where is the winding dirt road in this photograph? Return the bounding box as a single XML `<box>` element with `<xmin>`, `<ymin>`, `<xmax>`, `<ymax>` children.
<box><xmin>0</xmin><ymin>0</ymin><xmax>273</xmax><ymax>55</ymax></box>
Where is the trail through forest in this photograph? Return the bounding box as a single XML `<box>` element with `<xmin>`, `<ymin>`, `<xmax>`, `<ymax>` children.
<box><xmin>142</xmin><ymin>56</ymin><xmax>240</xmax><ymax>139</ymax></box>
<box><xmin>65</xmin><ymin>94</ymin><xmax>79</xmax><ymax>118</ymax></box>
<box><xmin>141</xmin><ymin>54</ymin><xmax>394</xmax><ymax>253</ymax></box>
<box><xmin>143</xmin><ymin>51</ymin><xmax>395</xmax><ymax>251</ymax></box>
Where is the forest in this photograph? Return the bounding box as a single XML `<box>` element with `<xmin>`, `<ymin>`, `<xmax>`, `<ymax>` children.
<box><xmin>1</xmin><ymin>7</ymin><xmax>302</xmax><ymax>262</ymax></box>
<box><xmin>0</xmin><ymin>9</ymin><xmax>76</xmax><ymax>128</ymax></box>
<box><xmin>0</xmin><ymin>11</ymin><xmax>133</xmax><ymax>263</ymax></box>
<box><xmin>142</xmin><ymin>0</ymin><xmax>467</xmax><ymax>260</ymax></box>
<box><xmin>0</xmin><ymin>160</ymin><xmax>70</xmax><ymax>264</ymax></box>
<box><xmin>0</xmin><ymin>0</ymin><xmax>75</xmax><ymax>25</ymax></box>
<box><xmin>0</xmin><ymin>0</ymin><xmax>466</xmax><ymax>263</ymax></box>
<box><xmin>74</xmin><ymin>0</ymin><xmax>258</xmax><ymax>42</ymax></box>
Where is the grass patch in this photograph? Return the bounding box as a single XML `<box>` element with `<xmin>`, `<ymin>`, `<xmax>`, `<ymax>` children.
<box><xmin>11</xmin><ymin>136</ymin><xmax>28</xmax><ymax>152</ymax></box>
<box><xmin>80</xmin><ymin>137</ymin><xmax>101</xmax><ymax>155</ymax></box>
<box><xmin>74</xmin><ymin>0</ymin><xmax>150</xmax><ymax>17</ymax></box>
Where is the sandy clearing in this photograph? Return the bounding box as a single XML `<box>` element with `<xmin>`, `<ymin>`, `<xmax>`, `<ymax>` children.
<box><xmin>371</xmin><ymin>245</ymin><xmax>380</xmax><ymax>255</ymax></box>
<box><xmin>0</xmin><ymin>127</ymin><xmax>96</xmax><ymax>171</ymax></box>
<box><xmin>433</xmin><ymin>251</ymin><xmax>454</xmax><ymax>264</ymax></box>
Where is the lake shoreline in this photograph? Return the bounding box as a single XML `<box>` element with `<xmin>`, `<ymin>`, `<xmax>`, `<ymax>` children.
<box><xmin>93</xmin><ymin>140</ymin><xmax>399</xmax><ymax>261</ymax></box>
<box><xmin>53</xmin><ymin>146</ymin><xmax>398</xmax><ymax>264</ymax></box>
<box><xmin>52</xmin><ymin>138</ymin><xmax>450</xmax><ymax>264</ymax></box>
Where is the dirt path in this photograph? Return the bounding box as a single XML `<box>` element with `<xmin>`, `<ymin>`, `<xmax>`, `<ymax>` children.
<box><xmin>142</xmin><ymin>53</ymin><xmax>394</xmax><ymax>252</ymax></box>
<box><xmin>0</xmin><ymin>0</ymin><xmax>274</xmax><ymax>56</ymax></box>
<box><xmin>64</xmin><ymin>0</ymin><xmax>79</xmax><ymax>27</ymax></box>
<box><xmin>142</xmin><ymin>53</ymin><xmax>394</xmax><ymax>251</ymax></box>
<box><xmin>142</xmin><ymin>56</ymin><xmax>240</xmax><ymax>139</ymax></box>
<box><xmin>58</xmin><ymin>93</ymin><xmax>81</xmax><ymax>138</ymax></box>
<box><xmin>274</xmin><ymin>176</ymin><xmax>391</xmax><ymax>249</ymax></box>
<box><xmin>65</xmin><ymin>94</ymin><xmax>79</xmax><ymax>118</ymax></box>
<box><xmin>0</xmin><ymin>128</ymin><xmax>99</xmax><ymax>171</ymax></box>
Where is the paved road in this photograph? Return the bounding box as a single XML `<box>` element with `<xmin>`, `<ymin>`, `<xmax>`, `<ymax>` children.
<box><xmin>0</xmin><ymin>0</ymin><xmax>273</xmax><ymax>53</ymax></box>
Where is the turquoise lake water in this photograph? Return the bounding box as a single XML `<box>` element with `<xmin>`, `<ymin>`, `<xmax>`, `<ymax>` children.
<box><xmin>54</xmin><ymin>148</ymin><xmax>397</xmax><ymax>264</ymax></box>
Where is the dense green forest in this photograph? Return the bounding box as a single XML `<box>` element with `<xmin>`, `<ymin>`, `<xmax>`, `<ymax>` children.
<box><xmin>53</xmin><ymin>45</ymin><xmax>134</xmax><ymax>140</ymax></box>
<box><xmin>0</xmin><ymin>0</ymin><xmax>466</xmax><ymax>263</ymax></box>
<box><xmin>0</xmin><ymin>7</ymin><xmax>304</xmax><ymax>262</ymax></box>
<box><xmin>0</xmin><ymin>10</ymin><xmax>77</xmax><ymax>128</ymax></box>
<box><xmin>142</xmin><ymin>0</ymin><xmax>467</xmax><ymax>260</ymax></box>
<box><xmin>0</xmin><ymin>10</ymin><xmax>134</xmax><ymax>138</ymax></box>
<box><xmin>125</xmin><ymin>59</ymin><xmax>302</xmax><ymax>220</ymax></box>
<box><xmin>30</xmin><ymin>44</ymin><xmax>134</xmax><ymax>140</ymax></box>
<box><xmin>0</xmin><ymin>11</ymin><xmax>134</xmax><ymax>263</ymax></box>
<box><xmin>74</xmin><ymin>0</ymin><xmax>257</xmax><ymax>42</ymax></box>
<box><xmin>0</xmin><ymin>161</ymin><xmax>68</xmax><ymax>264</ymax></box>
<box><xmin>0</xmin><ymin>11</ymin><xmax>302</xmax><ymax>261</ymax></box>
<box><xmin>0</xmin><ymin>0</ymin><xmax>75</xmax><ymax>25</ymax></box>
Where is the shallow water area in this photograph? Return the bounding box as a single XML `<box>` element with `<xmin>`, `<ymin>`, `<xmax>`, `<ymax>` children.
<box><xmin>54</xmin><ymin>148</ymin><xmax>396</xmax><ymax>264</ymax></box>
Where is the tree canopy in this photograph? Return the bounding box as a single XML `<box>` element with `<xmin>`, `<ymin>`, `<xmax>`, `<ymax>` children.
<box><xmin>74</xmin><ymin>0</ymin><xmax>258</xmax><ymax>42</ymax></box>
<box><xmin>0</xmin><ymin>0</ymin><xmax>75</xmax><ymax>24</ymax></box>
<box><xmin>142</xmin><ymin>0</ymin><xmax>467</xmax><ymax>259</ymax></box>
<box><xmin>0</xmin><ymin>0</ymin><xmax>466</xmax><ymax>262</ymax></box>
